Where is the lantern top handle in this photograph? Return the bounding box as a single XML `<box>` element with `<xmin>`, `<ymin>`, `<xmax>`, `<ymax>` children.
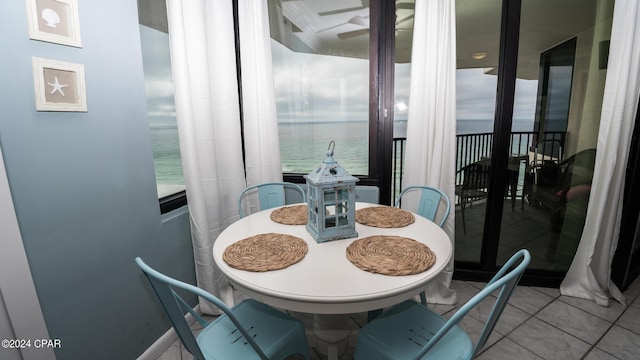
<box><xmin>326</xmin><ymin>141</ymin><xmax>336</xmax><ymax>162</ymax></box>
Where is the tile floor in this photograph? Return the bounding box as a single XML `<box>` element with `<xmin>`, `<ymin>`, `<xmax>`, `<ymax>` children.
<box><xmin>153</xmin><ymin>274</ymin><xmax>640</xmax><ymax>360</ymax></box>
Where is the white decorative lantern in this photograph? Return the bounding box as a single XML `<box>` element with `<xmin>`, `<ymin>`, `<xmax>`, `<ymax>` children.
<box><xmin>304</xmin><ymin>141</ymin><xmax>359</xmax><ymax>243</ymax></box>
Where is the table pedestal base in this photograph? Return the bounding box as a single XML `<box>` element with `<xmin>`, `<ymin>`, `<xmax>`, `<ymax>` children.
<box><xmin>312</xmin><ymin>314</ymin><xmax>351</xmax><ymax>360</ymax></box>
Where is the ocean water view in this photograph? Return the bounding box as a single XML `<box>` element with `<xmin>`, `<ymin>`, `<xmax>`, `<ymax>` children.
<box><xmin>150</xmin><ymin>126</ymin><xmax>185</xmax><ymax>197</ymax></box>
<box><xmin>278</xmin><ymin>122</ymin><xmax>371</xmax><ymax>175</ymax></box>
<box><xmin>278</xmin><ymin>119</ymin><xmax>533</xmax><ymax>174</ymax></box>
<box><xmin>151</xmin><ymin>118</ymin><xmax>534</xmax><ymax>193</ymax></box>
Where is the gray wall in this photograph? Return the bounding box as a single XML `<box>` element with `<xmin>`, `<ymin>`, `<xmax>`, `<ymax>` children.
<box><xmin>0</xmin><ymin>1</ymin><xmax>195</xmax><ymax>358</ymax></box>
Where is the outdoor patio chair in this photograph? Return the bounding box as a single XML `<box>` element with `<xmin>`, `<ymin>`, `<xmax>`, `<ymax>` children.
<box><xmin>525</xmin><ymin>139</ymin><xmax>564</xmax><ymax>191</ymax></box>
<box><xmin>238</xmin><ymin>182</ymin><xmax>306</xmax><ymax>218</ymax></box>
<box><xmin>354</xmin><ymin>249</ymin><xmax>530</xmax><ymax>360</ymax></box>
<box><xmin>135</xmin><ymin>257</ymin><xmax>310</xmax><ymax>360</ymax></box>
<box><xmin>455</xmin><ymin>163</ymin><xmax>491</xmax><ymax>235</ymax></box>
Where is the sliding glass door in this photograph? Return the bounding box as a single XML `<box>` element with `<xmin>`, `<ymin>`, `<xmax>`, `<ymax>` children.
<box><xmin>451</xmin><ymin>0</ymin><xmax>503</xmax><ymax>264</ymax></box>
<box><xmin>453</xmin><ymin>0</ymin><xmax>614</xmax><ymax>281</ymax></box>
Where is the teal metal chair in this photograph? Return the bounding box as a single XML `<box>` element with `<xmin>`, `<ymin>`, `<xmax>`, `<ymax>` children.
<box><xmin>135</xmin><ymin>258</ymin><xmax>310</xmax><ymax>360</ymax></box>
<box><xmin>395</xmin><ymin>185</ymin><xmax>451</xmax><ymax>305</ymax></box>
<box><xmin>395</xmin><ymin>185</ymin><xmax>451</xmax><ymax>228</ymax></box>
<box><xmin>238</xmin><ymin>182</ymin><xmax>306</xmax><ymax>218</ymax></box>
<box><xmin>354</xmin><ymin>249</ymin><xmax>530</xmax><ymax>360</ymax></box>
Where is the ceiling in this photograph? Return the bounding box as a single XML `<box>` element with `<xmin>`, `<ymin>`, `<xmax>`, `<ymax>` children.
<box><xmin>137</xmin><ymin>0</ymin><xmax>613</xmax><ymax>80</ymax></box>
<box><xmin>137</xmin><ymin>0</ymin><xmax>168</xmax><ymax>33</ymax></box>
<box><xmin>272</xmin><ymin>0</ymin><xmax>612</xmax><ymax>79</ymax></box>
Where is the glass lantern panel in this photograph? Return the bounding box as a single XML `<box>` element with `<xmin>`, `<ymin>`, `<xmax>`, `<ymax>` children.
<box><xmin>309</xmin><ymin>197</ymin><xmax>317</xmax><ymax>213</ymax></box>
<box><xmin>325</xmin><ymin>216</ymin><xmax>336</xmax><ymax>228</ymax></box>
<box><xmin>338</xmin><ymin>188</ymin><xmax>349</xmax><ymax>200</ymax></box>
<box><xmin>325</xmin><ymin>204</ymin><xmax>336</xmax><ymax>215</ymax></box>
<box><xmin>324</xmin><ymin>190</ymin><xmax>336</xmax><ymax>202</ymax></box>
<box><xmin>338</xmin><ymin>215</ymin><xmax>348</xmax><ymax>226</ymax></box>
<box><xmin>336</xmin><ymin>202</ymin><xmax>346</xmax><ymax>214</ymax></box>
<box><xmin>309</xmin><ymin>210</ymin><xmax>316</xmax><ymax>224</ymax></box>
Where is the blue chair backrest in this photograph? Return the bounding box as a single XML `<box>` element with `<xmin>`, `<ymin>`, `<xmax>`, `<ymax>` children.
<box><xmin>395</xmin><ymin>186</ymin><xmax>451</xmax><ymax>227</ymax></box>
<box><xmin>135</xmin><ymin>258</ymin><xmax>269</xmax><ymax>360</ymax></box>
<box><xmin>356</xmin><ymin>185</ymin><xmax>380</xmax><ymax>204</ymax></box>
<box><xmin>238</xmin><ymin>182</ymin><xmax>306</xmax><ymax>218</ymax></box>
<box><xmin>417</xmin><ymin>249</ymin><xmax>530</xmax><ymax>358</ymax></box>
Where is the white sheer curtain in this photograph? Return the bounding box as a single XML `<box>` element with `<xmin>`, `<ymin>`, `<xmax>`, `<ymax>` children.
<box><xmin>168</xmin><ymin>0</ymin><xmax>282</xmax><ymax>314</ymax></box>
<box><xmin>237</xmin><ymin>0</ymin><xmax>284</xmax><ymax>214</ymax></box>
<box><xmin>401</xmin><ymin>0</ymin><xmax>457</xmax><ymax>305</ymax></box>
<box><xmin>167</xmin><ymin>0</ymin><xmax>280</xmax><ymax>314</ymax></box>
<box><xmin>560</xmin><ymin>0</ymin><xmax>640</xmax><ymax>307</ymax></box>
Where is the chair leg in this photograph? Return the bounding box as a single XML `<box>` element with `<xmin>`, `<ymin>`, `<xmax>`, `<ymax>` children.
<box><xmin>461</xmin><ymin>203</ymin><xmax>467</xmax><ymax>235</ymax></box>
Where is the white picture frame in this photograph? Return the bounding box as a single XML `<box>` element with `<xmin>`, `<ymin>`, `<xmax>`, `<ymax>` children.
<box><xmin>26</xmin><ymin>0</ymin><xmax>82</xmax><ymax>48</ymax></box>
<box><xmin>32</xmin><ymin>57</ymin><xmax>87</xmax><ymax>112</ymax></box>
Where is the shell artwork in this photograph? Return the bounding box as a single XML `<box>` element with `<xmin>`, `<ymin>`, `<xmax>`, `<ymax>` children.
<box><xmin>41</xmin><ymin>8</ymin><xmax>61</xmax><ymax>28</ymax></box>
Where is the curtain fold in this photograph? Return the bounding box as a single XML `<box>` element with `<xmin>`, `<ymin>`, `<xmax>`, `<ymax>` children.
<box><xmin>166</xmin><ymin>0</ymin><xmax>246</xmax><ymax>314</ymax></box>
<box><xmin>237</xmin><ymin>0</ymin><xmax>284</xmax><ymax>215</ymax></box>
<box><xmin>402</xmin><ymin>0</ymin><xmax>458</xmax><ymax>305</ymax></box>
<box><xmin>560</xmin><ymin>0</ymin><xmax>640</xmax><ymax>307</ymax></box>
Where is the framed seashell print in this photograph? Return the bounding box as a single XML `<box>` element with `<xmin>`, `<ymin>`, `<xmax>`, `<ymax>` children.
<box><xmin>26</xmin><ymin>0</ymin><xmax>81</xmax><ymax>48</ymax></box>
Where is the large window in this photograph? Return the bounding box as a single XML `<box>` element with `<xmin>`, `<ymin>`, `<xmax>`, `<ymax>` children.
<box><xmin>138</xmin><ymin>4</ymin><xmax>185</xmax><ymax>202</ymax></box>
<box><xmin>268</xmin><ymin>2</ymin><xmax>372</xmax><ymax>177</ymax></box>
<box><xmin>272</xmin><ymin>41</ymin><xmax>370</xmax><ymax>175</ymax></box>
<box><xmin>267</xmin><ymin>0</ymin><xmax>400</xmax><ymax>205</ymax></box>
<box><xmin>139</xmin><ymin>25</ymin><xmax>184</xmax><ymax>199</ymax></box>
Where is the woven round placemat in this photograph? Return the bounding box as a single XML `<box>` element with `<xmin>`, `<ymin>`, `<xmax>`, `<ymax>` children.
<box><xmin>223</xmin><ymin>233</ymin><xmax>308</xmax><ymax>272</ymax></box>
<box><xmin>355</xmin><ymin>206</ymin><xmax>415</xmax><ymax>228</ymax></box>
<box><xmin>270</xmin><ymin>204</ymin><xmax>308</xmax><ymax>225</ymax></box>
<box><xmin>346</xmin><ymin>235</ymin><xmax>435</xmax><ymax>276</ymax></box>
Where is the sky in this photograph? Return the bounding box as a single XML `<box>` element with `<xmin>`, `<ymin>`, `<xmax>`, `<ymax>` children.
<box><xmin>139</xmin><ymin>25</ymin><xmax>177</xmax><ymax>128</ymax></box>
<box><xmin>271</xmin><ymin>41</ymin><xmax>370</xmax><ymax>123</ymax></box>
<box><xmin>139</xmin><ymin>24</ymin><xmax>539</xmax><ymax>130</ymax></box>
<box><xmin>271</xmin><ymin>40</ymin><xmax>539</xmax><ymax>125</ymax></box>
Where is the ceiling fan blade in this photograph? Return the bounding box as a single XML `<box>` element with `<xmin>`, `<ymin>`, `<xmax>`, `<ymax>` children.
<box><xmin>337</xmin><ymin>28</ymin><xmax>369</xmax><ymax>40</ymax></box>
<box><xmin>320</xmin><ymin>16</ymin><xmax>369</xmax><ymax>33</ymax></box>
<box><xmin>319</xmin><ymin>22</ymin><xmax>349</xmax><ymax>33</ymax></box>
<box><xmin>396</xmin><ymin>14</ymin><xmax>414</xmax><ymax>26</ymax></box>
<box><xmin>348</xmin><ymin>15</ymin><xmax>370</xmax><ymax>27</ymax></box>
<box><xmin>396</xmin><ymin>2</ymin><xmax>415</xmax><ymax>10</ymax></box>
<box><xmin>319</xmin><ymin>6</ymin><xmax>366</xmax><ymax>16</ymax></box>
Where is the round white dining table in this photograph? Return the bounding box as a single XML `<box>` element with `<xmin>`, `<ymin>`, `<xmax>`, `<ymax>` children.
<box><xmin>213</xmin><ymin>202</ymin><xmax>453</xmax><ymax>315</ymax></box>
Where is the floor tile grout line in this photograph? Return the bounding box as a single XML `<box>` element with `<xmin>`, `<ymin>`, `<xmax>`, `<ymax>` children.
<box><xmin>616</xmin><ymin>322</ymin><xmax>640</xmax><ymax>337</ymax></box>
<box><xmin>555</xmin><ymin>295</ymin><xmax>630</xmax><ymax>325</ymax></box>
<box><xmin>474</xmin><ymin>300</ymin><xmax>538</xmax><ymax>358</ymax></box>
<box><xmin>530</xmin><ymin>299</ymin><xmax>617</xmax><ymax>360</ymax></box>
<box><xmin>455</xmin><ymin>282</ymin><xmax>543</xmax><ymax>358</ymax></box>
<box><xmin>578</xmin><ymin>321</ymin><xmax>624</xmax><ymax>360</ymax></box>
<box><xmin>580</xmin><ymin>341</ymin><xmax>622</xmax><ymax>360</ymax></box>
<box><xmin>496</xmin><ymin>295</ymin><xmax>605</xmax><ymax>360</ymax></box>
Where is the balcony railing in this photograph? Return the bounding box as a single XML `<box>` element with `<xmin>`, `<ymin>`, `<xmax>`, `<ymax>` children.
<box><xmin>392</xmin><ymin>131</ymin><xmax>566</xmax><ymax>205</ymax></box>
